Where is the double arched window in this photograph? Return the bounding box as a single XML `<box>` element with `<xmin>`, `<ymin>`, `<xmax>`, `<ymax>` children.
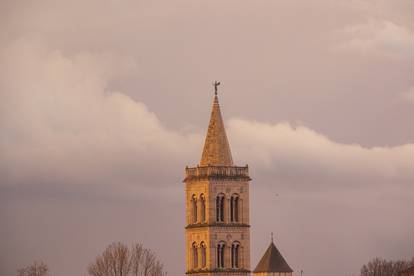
<box><xmin>216</xmin><ymin>194</ymin><xmax>225</xmax><ymax>222</ymax></box>
<box><xmin>190</xmin><ymin>194</ymin><xmax>206</xmax><ymax>224</ymax></box>
<box><xmin>231</xmin><ymin>242</ymin><xmax>240</xmax><ymax>268</ymax></box>
<box><xmin>200</xmin><ymin>242</ymin><xmax>206</xmax><ymax>268</ymax></box>
<box><xmin>230</xmin><ymin>194</ymin><xmax>240</xmax><ymax>222</ymax></box>
<box><xmin>191</xmin><ymin>193</ymin><xmax>241</xmax><ymax>224</ymax></box>
<box><xmin>217</xmin><ymin>242</ymin><xmax>226</xmax><ymax>268</ymax></box>
<box><xmin>192</xmin><ymin>242</ymin><xmax>198</xmax><ymax>269</ymax></box>
<box><xmin>191</xmin><ymin>195</ymin><xmax>197</xmax><ymax>223</ymax></box>
<box><xmin>199</xmin><ymin>194</ymin><xmax>206</xmax><ymax>223</ymax></box>
<box><xmin>192</xmin><ymin>241</ymin><xmax>206</xmax><ymax>270</ymax></box>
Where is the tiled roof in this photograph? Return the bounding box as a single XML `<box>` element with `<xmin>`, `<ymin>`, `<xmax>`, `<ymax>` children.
<box><xmin>253</xmin><ymin>242</ymin><xmax>293</xmax><ymax>273</ymax></box>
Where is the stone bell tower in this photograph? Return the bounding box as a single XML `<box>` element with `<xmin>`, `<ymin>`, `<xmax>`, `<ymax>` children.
<box><xmin>184</xmin><ymin>84</ymin><xmax>251</xmax><ymax>276</ymax></box>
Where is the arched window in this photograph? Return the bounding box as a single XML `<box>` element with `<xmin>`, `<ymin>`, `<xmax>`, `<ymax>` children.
<box><xmin>216</xmin><ymin>194</ymin><xmax>225</xmax><ymax>222</ymax></box>
<box><xmin>231</xmin><ymin>242</ymin><xmax>240</xmax><ymax>268</ymax></box>
<box><xmin>217</xmin><ymin>242</ymin><xmax>226</xmax><ymax>268</ymax></box>
<box><xmin>191</xmin><ymin>195</ymin><xmax>197</xmax><ymax>223</ymax></box>
<box><xmin>192</xmin><ymin>242</ymin><xmax>198</xmax><ymax>269</ymax></box>
<box><xmin>200</xmin><ymin>242</ymin><xmax>206</xmax><ymax>268</ymax></box>
<box><xmin>200</xmin><ymin>194</ymin><xmax>206</xmax><ymax>223</ymax></box>
<box><xmin>230</xmin><ymin>194</ymin><xmax>240</xmax><ymax>222</ymax></box>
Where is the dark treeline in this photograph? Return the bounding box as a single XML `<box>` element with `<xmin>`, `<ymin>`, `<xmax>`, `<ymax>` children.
<box><xmin>360</xmin><ymin>257</ymin><xmax>414</xmax><ymax>276</ymax></box>
<box><xmin>18</xmin><ymin>253</ymin><xmax>414</xmax><ymax>276</ymax></box>
<box><xmin>88</xmin><ymin>242</ymin><xmax>166</xmax><ymax>276</ymax></box>
<box><xmin>17</xmin><ymin>242</ymin><xmax>166</xmax><ymax>276</ymax></box>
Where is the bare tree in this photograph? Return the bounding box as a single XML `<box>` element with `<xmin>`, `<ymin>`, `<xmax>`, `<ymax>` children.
<box><xmin>88</xmin><ymin>242</ymin><xmax>166</xmax><ymax>276</ymax></box>
<box><xmin>360</xmin><ymin>257</ymin><xmax>414</xmax><ymax>276</ymax></box>
<box><xmin>17</xmin><ymin>261</ymin><xmax>49</xmax><ymax>276</ymax></box>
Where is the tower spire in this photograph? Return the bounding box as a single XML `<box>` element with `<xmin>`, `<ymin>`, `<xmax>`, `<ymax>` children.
<box><xmin>200</xmin><ymin>82</ymin><xmax>233</xmax><ymax>166</ymax></box>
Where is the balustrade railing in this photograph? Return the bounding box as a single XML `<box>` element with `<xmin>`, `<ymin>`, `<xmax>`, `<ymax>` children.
<box><xmin>185</xmin><ymin>165</ymin><xmax>249</xmax><ymax>180</ymax></box>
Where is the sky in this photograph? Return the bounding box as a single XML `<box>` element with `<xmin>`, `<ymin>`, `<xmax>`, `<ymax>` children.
<box><xmin>1</xmin><ymin>0</ymin><xmax>414</xmax><ymax>276</ymax></box>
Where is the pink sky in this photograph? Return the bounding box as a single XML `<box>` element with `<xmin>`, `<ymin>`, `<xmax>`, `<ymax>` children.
<box><xmin>1</xmin><ymin>1</ymin><xmax>414</xmax><ymax>276</ymax></box>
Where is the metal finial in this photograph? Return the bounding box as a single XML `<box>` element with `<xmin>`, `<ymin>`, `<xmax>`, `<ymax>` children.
<box><xmin>213</xmin><ymin>81</ymin><xmax>221</xmax><ymax>95</ymax></box>
<box><xmin>271</xmin><ymin>232</ymin><xmax>274</xmax><ymax>243</ymax></box>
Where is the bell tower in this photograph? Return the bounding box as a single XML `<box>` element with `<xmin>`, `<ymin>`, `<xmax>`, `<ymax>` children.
<box><xmin>184</xmin><ymin>83</ymin><xmax>251</xmax><ymax>276</ymax></box>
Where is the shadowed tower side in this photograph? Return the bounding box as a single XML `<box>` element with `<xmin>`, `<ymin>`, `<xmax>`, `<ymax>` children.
<box><xmin>184</xmin><ymin>84</ymin><xmax>251</xmax><ymax>276</ymax></box>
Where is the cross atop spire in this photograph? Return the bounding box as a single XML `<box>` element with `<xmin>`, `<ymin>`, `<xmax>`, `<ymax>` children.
<box><xmin>213</xmin><ymin>81</ymin><xmax>220</xmax><ymax>96</ymax></box>
<box><xmin>200</xmin><ymin>84</ymin><xmax>233</xmax><ymax>166</ymax></box>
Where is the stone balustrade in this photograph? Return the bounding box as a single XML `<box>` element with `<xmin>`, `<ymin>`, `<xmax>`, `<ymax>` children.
<box><xmin>184</xmin><ymin>165</ymin><xmax>250</xmax><ymax>181</ymax></box>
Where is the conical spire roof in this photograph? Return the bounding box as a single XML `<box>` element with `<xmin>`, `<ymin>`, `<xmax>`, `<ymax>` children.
<box><xmin>253</xmin><ymin>241</ymin><xmax>293</xmax><ymax>273</ymax></box>
<box><xmin>200</xmin><ymin>94</ymin><xmax>233</xmax><ymax>166</ymax></box>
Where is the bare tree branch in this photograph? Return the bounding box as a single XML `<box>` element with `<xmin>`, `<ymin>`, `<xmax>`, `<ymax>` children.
<box><xmin>88</xmin><ymin>242</ymin><xmax>166</xmax><ymax>276</ymax></box>
<box><xmin>360</xmin><ymin>257</ymin><xmax>414</xmax><ymax>276</ymax></box>
<box><xmin>17</xmin><ymin>261</ymin><xmax>49</xmax><ymax>276</ymax></box>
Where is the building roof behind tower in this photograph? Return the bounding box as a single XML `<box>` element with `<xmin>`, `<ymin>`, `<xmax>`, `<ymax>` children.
<box><xmin>253</xmin><ymin>241</ymin><xmax>293</xmax><ymax>273</ymax></box>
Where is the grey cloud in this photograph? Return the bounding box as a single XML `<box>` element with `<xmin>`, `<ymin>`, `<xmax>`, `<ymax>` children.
<box><xmin>0</xmin><ymin>38</ymin><xmax>201</xmax><ymax>198</ymax></box>
<box><xmin>401</xmin><ymin>87</ymin><xmax>414</xmax><ymax>103</ymax></box>
<box><xmin>335</xmin><ymin>19</ymin><xmax>414</xmax><ymax>58</ymax></box>
<box><xmin>228</xmin><ymin>119</ymin><xmax>414</xmax><ymax>186</ymax></box>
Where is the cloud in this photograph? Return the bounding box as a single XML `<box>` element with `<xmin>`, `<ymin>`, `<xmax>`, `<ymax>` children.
<box><xmin>0</xmin><ymin>37</ymin><xmax>201</xmax><ymax>200</ymax></box>
<box><xmin>2</xmin><ymin>37</ymin><xmax>414</xmax><ymax>197</ymax></box>
<box><xmin>335</xmin><ymin>19</ymin><xmax>414</xmax><ymax>58</ymax></box>
<box><xmin>401</xmin><ymin>86</ymin><xmax>414</xmax><ymax>102</ymax></box>
<box><xmin>1</xmin><ymin>33</ymin><xmax>414</xmax><ymax>276</ymax></box>
<box><xmin>228</xmin><ymin>119</ymin><xmax>414</xmax><ymax>189</ymax></box>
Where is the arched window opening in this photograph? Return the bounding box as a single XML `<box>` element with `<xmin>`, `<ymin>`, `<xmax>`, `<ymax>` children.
<box><xmin>200</xmin><ymin>242</ymin><xmax>206</xmax><ymax>268</ymax></box>
<box><xmin>192</xmin><ymin>242</ymin><xmax>198</xmax><ymax>269</ymax></box>
<box><xmin>217</xmin><ymin>242</ymin><xmax>226</xmax><ymax>268</ymax></box>
<box><xmin>191</xmin><ymin>195</ymin><xmax>197</xmax><ymax>223</ymax></box>
<box><xmin>231</xmin><ymin>242</ymin><xmax>240</xmax><ymax>268</ymax></box>
<box><xmin>230</xmin><ymin>194</ymin><xmax>240</xmax><ymax>222</ymax></box>
<box><xmin>216</xmin><ymin>194</ymin><xmax>225</xmax><ymax>222</ymax></box>
<box><xmin>200</xmin><ymin>194</ymin><xmax>206</xmax><ymax>223</ymax></box>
